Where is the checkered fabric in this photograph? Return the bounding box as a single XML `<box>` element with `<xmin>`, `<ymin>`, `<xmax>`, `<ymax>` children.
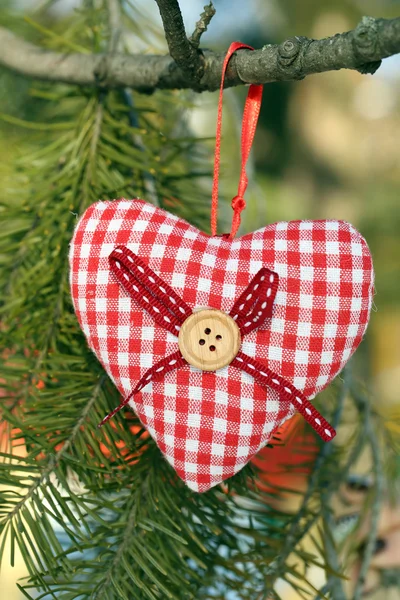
<box><xmin>69</xmin><ymin>198</ymin><xmax>374</xmax><ymax>492</ymax></box>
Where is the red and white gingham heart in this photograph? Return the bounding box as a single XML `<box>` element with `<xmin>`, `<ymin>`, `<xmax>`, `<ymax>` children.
<box><xmin>69</xmin><ymin>198</ymin><xmax>374</xmax><ymax>492</ymax></box>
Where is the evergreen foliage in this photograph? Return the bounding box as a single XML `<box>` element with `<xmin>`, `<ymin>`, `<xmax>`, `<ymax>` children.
<box><xmin>0</xmin><ymin>2</ymin><xmax>397</xmax><ymax>599</ymax></box>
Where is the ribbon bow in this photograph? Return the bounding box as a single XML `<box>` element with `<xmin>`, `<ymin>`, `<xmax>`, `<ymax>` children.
<box><xmin>99</xmin><ymin>246</ymin><xmax>336</xmax><ymax>442</ymax></box>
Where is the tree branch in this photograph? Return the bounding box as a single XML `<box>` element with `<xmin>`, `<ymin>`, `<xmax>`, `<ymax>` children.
<box><xmin>0</xmin><ymin>16</ymin><xmax>399</xmax><ymax>92</ymax></box>
<box><xmin>154</xmin><ymin>0</ymin><xmax>204</xmax><ymax>83</ymax></box>
<box><xmin>189</xmin><ymin>2</ymin><xmax>216</xmax><ymax>50</ymax></box>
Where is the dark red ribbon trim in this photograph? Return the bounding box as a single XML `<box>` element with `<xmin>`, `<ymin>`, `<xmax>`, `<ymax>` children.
<box><xmin>100</xmin><ymin>246</ymin><xmax>336</xmax><ymax>442</ymax></box>
<box><xmin>98</xmin><ymin>350</ymin><xmax>185</xmax><ymax>428</ymax></box>
<box><xmin>109</xmin><ymin>246</ymin><xmax>192</xmax><ymax>336</ymax></box>
<box><xmin>232</xmin><ymin>352</ymin><xmax>335</xmax><ymax>442</ymax></box>
<box><xmin>229</xmin><ymin>267</ymin><xmax>279</xmax><ymax>335</ymax></box>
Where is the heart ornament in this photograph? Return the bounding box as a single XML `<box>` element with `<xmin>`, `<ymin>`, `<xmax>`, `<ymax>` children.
<box><xmin>69</xmin><ymin>43</ymin><xmax>374</xmax><ymax>492</ymax></box>
<box><xmin>69</xmin><ymin>198</ymin><xmax>373</xmax><ymax>492</ymax></box>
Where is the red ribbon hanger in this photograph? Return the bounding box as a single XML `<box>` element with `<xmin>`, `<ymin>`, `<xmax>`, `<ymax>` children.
<box><xmin>211</xmin><ymin>42</ymin><xmax>263</xmax><ymax>238</ymax></box>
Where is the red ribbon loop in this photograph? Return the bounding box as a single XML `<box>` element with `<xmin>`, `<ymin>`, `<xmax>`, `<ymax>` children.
<box><xmin>211</xmin><ymin>42</ymin><xmax>263</xmax><ymax>238</ymax></box>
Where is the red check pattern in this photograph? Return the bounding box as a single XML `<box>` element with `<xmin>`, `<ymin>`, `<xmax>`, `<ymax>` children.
<box><xmin>100</xmin><ymin>248</ymin><xmax>335</xmax><ymax>441</ymax></box>
<box><xmin>69</xmin><ymin>199</ymin><xmax>374</xmax><ymax>492</ymax></box>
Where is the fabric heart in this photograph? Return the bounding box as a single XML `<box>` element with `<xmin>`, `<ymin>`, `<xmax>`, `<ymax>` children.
<box><xmin>69</xmin><ymin>198</ymin><xmax>374</xmax><ymax>492</ymax></box>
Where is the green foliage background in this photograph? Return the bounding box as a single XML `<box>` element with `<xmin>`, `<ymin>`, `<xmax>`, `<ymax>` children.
<box><xmin>0</xmin><ymin>1</ymin><xmax>399</xmax><ymax>599</ymax></box>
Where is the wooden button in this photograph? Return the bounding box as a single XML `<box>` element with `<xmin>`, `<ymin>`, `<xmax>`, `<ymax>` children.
<box><xmin>178</xmin><ymin>309</ymin><xmax>241</xmax><ymax>372</ymax></box>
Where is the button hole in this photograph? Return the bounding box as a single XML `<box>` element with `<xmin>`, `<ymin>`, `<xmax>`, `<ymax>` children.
<box><xmin>204</xmin><ymin>328</ymin><xmax>211</xmax><ymax>335</ymax></box>
<box><xmin>216</xmin><ymin>335</ymin><xmax>222</xmax><ymax>340</ymax></box>
<box><xmin>199</xmin><ymin>339</ymin><xmax>205</xmax><ymax>346</ymax></box>
<box><xmin>209</xmin><ymin>345</ymin><xmax>216</xmax><ymax>352</ymax></box>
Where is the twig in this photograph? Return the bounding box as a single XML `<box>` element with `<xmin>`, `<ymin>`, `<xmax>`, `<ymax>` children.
<box><xmin>189</xmin><ymin>2</ymin><xmax>216</xmax><ymax>49</ymax></box>
<box><xmin>92</xmin><ymin>489</ymin><xmax>140</xmax><ymax>600</ymax></box>
<box><xmin>313</xmin><ymin>374</ymin><xmax>378</xmax><ymax>600</ymax></box>
<box><xmin>106</xmin><ymin>0</ymin><xmax>159</xmax><ymax>206</ymax></box>
<box><xmin>380</xmin><ymin>568</ymin><xmax>400</xmax><ymax>588</ymax></box>
<box><xmin>122</xmin><ymin>89</ymin><xmax>160</xmax><ymax>207</ymax></box>
<box><xmin>107</xmin><ymin>0</ymin><xmax>122</xmax><ymax>53</ymax></box>
<box><xmin>317</xmin><ymin>372</ymin><xmax>351</xmax><ymax>600</ymax></box>
<box><xmin>320</xmin><ymin>505</ymin><xmax>347</xmax><ymax>600</ymax></box>
<box><xmin>154</xmin><ymin>0</ymin><xmax>204</xmax><ymax>83</ymax></box>
<box><xmin>271</xmin><ymin>375</ymin><xmax>348</xmax><ymax>588</ymax></box>
<box><xmin>352</xmin><ymin>394</ymin><xmax>384</xmax><ymax>600</ymax></box>
<box><xmin>0</xmin><ymin>16</ymin><xmax>399</xmax><ymax>92</ymax></box>
<box><xmin>314</xmin><ymin>582</ymin><xmax>330</xmax><ymax>600</ymax></box>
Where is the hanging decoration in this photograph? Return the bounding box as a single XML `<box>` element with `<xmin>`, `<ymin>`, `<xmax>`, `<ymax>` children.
<box><xmin>69</xmin><ymin>43</ymin><xmax>374</xmax><ymax>492</ymax></box>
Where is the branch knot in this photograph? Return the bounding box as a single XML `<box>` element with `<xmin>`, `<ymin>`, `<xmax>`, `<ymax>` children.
<box><xmin>354</xmin><ymin>16</ymin><xmax>379</xmax><ymax>57</ymax></box>
<box><xmin>277</xmin><ymin>36</ymin><xmax>311</xmax><ymax>79</ymax></box>
<box><xmin>93</xmin><ymin>55</ymin><xmax>110</xmax><ymax>87</ymax></box>
<box><xmin>353</xmin><ymin>16</ymin><xmax>382</xmax><ymax>74</ymax></box>
<box><xmin>278</xmin><ymin>38</ymin><xmax>300</xmax><ymax>64</ymax></box>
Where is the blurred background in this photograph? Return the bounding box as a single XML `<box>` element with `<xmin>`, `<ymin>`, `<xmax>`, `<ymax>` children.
<box><xmin>0</xmin><ymin>0</ymin><xmax>399</xmax><ymax>598</ymax></box>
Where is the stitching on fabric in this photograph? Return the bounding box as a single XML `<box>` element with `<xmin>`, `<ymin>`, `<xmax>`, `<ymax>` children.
<box><xmin>104</xmin><ymin>246</ymin><xmax>336</xmax><ymax>441</ymax></box>
<box><xmin>71</xmin><ymin>199</ymin><xmax>374</xmax><ymax>490</ymax></box>
<box><xmin>232</xmin><ymin>351</ymin><xmax>335</xmax><ymax>441</ymax></box>
<box><xmin>109</xmin><ymin>246</ymin><xmax>192</xmax><ymax>336</ymax></box>
<box><xmin>99</xmin><ymin>350</ymin><xmax>186</xmax><ymax>427</ymax></box>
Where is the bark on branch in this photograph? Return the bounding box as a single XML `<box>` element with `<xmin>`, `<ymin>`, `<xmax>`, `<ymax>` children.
<box><xmin>0</xmin><ymin>16</ymin><xmax>399</xmax><ymax>93</ymax></box>
<box><xmin>154</xmin><ymin>0</ymin><xmax>205</xmax><ymax>83</ymax></box>
<box><xmin>189</xmin><ymin>2</ymin><xmax>216</xmax><ymax>50</ymax></box>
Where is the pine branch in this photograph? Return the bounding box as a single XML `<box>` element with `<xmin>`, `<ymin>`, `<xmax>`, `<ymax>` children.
<box><xmin>0</xmin><ymin>9</ymin><xmax>216</xmax><ymax>596</ymax></box>
<box><xmin>0</xmin><ymin>4</ymin><xmax>393</xmax><ymax>598</ymax></box>
<box><xmin>2</xmin><ymin>375</ymin><xmax>105</xmax><ymax>527</ymax></box>
<box><xmin>316</xmin><ymin>370</ymin><xmax>353</xmax><ymax>600</ymax></box>
<box><xmin>90</xmin><ymin>491</ymin><xmax>141</xmax><ymax>600</ymax></box>
<box><xmin>352</xmin><ymin>392</ymin><xmax>384</xmax><ymax>600</ymax></box>
<box><xmin>0</xmin><ymin>16</ymin><xmax>399</xmax><ymax>91</ymax></box>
